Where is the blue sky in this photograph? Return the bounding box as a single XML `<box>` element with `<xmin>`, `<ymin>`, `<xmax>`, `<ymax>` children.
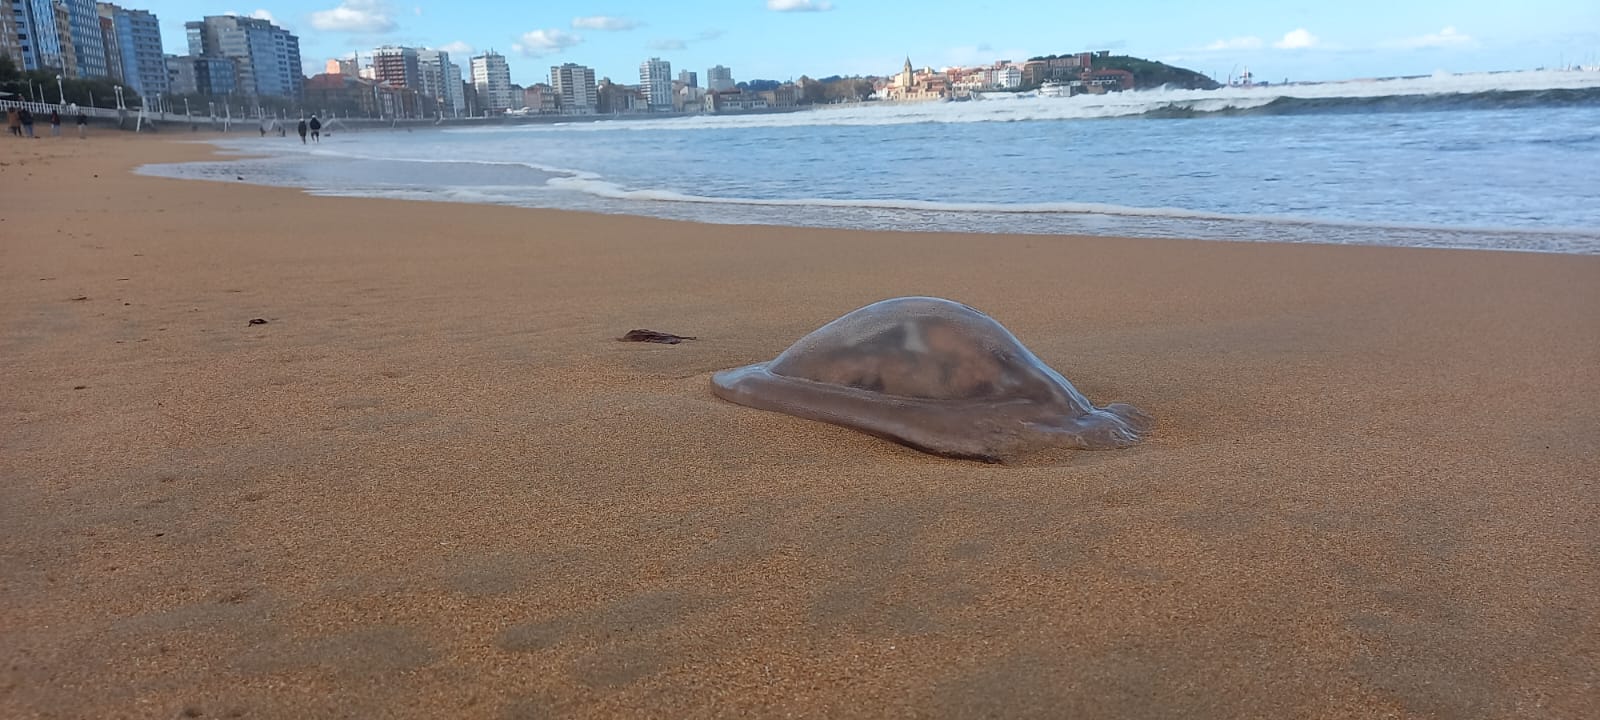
<box><xmin>140</xmin><ymin>0</ymin><xmax>1600</xmax><ymax>86</ymax></box>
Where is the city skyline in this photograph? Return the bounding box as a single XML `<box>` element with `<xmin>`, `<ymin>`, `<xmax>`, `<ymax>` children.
<box><xmin>105</xmin><ymin>0</ymin><xmax>1600</xmax><ymax>87</ymax></box>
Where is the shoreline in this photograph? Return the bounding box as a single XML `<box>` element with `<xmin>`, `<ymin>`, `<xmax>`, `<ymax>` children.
<box><xmin>3</xmin><ymin>135</ymin><xmax>1597</xmax><ymax>718</ymax></box>
<box><xmin>136</xmin><ymin>131</ymin><xmax>1600</xmax><ymax>256</ymax></box>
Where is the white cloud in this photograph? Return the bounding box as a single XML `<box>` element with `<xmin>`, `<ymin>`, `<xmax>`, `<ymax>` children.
<box><xmin>650</xmin><ymin>39</ymin><xmax>687</xmax><ymax>51</ymax></box>
<box><xmin>438</xmin><ymin>40</ymin><xmax>473</xmax><ymax>54</ymax></box>
<box><xmin>767</xmin><ymin>0</ymin><xmax>834</xmax><ymax>12</ymax></box>
<box><xmin>572</xmin><ymin>15</ymin><xmax>639</xmax><ymax>31</ymax></box>
<box><xmin>1204</xmin><ymin>36</ymin><xmax>1264</xmax><ymax>51</ymax></box>
<box><xmin>1394</xmin><ymin>26</ymin><xmax>1474</xmax><ymax>49</ymax></box>
<box><xmin>413</xmin><ymin>6</ymin><xmax>421</xmax><ymax>16</ymax></box>
<box><xmin>309</xmin><ymin>0</ymin><xmax>396</xmax><ymax>33</ymax></box>
<box><xmin>514</xmin><ymin>29</ymin><xmax>582</xmax><ymax>57</ymax></box>
<box><xmin>697</xmin><ymin>29</ymin><xmax>725</xmax><ymax>41</ymax></box>
<box><xmin>1273</xmin><ymin>28</ymin><xmax>1319</xmax><ymax>49</ymax></box>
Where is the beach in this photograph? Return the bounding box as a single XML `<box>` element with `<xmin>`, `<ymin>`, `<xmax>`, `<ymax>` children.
<box><xmin>2</xmin><ymin>133</ymin><xmax>1597</xmax><ymax>718</ymax></box>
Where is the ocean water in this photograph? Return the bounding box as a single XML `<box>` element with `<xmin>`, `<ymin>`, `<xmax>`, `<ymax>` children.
<box><xmin>141</xmin><ymin>70</ymin><xmax>1600</xmax><ymax>254</ymax></box>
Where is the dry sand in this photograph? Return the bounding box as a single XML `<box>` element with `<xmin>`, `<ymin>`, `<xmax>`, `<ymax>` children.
<box><xmin>1</xmin><ymin>133</ymin><xmax>1597</xmax><ymax>719</ymax></box>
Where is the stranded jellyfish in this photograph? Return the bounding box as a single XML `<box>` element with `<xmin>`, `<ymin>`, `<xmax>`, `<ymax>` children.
<box><xmin>711</xmin><ymin>297</ymin><xmax>1151</xmax><ymax>462</ymax></box>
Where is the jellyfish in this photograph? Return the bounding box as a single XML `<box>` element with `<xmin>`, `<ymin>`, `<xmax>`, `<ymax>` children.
<box><xmin>711</xmin><ymin>297</ymin><xmax>1151</xmax><ymax>462</ymax></box>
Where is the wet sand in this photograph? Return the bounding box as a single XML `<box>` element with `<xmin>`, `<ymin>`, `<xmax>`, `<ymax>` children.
<box><xmin>2</xmin><ymin>133</ymin><xmax>1597</xmax><ymax>718</ymax></box>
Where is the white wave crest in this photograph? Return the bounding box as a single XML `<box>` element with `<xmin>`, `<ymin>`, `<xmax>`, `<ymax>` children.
<box><xmin>448</xmin><ymin>68</ymin><xmax>1600</xmax><ymax>134</ymax></box>
<box><xmin>542</xmin><ymin>174</ymin><xmax>1600</xmax><ymax>238</ymax></box>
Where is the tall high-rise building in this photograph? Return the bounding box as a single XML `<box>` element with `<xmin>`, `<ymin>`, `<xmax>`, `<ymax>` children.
<box><xmin>63</xmin><ymin>0</ymin><xmax>106</xmax><ymax>77</ymax></box>
<box><xmin>639</xmin><ymin>57</ymin><xmax>671</xmax><ymax>112</ymax></box>
<box><xmin>12</xmin><ymin>0</ymin><xmax>61</xmax><ymax>71</ymax></box>
<box><xmin>51</xmin><ymin>0</ymin><xmax>78</xmax><ymax>76</ymax></box>
<box><xmin>186</xmin><ymin>15</ymin><xmax>302</xmax><ymax>98</ymax></box>
<box><xmin>96</xmin><ymin>10</ymin><xmax>121</xmax><ymax>81</ymax></box>
<box><xmin>98</xmin><ymin>4</ymin><xmax>166</xmax><ymax>98</ymax></box>
<box><xmin>12</xmin><ymin>0</ymin><xmax>106</xmax><ymax>77</ymax></box>
<box><xmin>549</xmin><ymin>62</ymin><xmax>596</xmax><ymax>115</ymax></box>
<box><xmin>0</xmin><ymin>0</ymin><xmax>23</xmax><ymax>71</ymax></box>
<box><xmin>372</xmin><ymin>45</ymin><xmax>420</xmax><ymax>89</ymax></box>
<box><xmin>677</xmin><ymin>69</ymin><xmax>697</xmax><ymax>89</ymax></box>
<box><xmin>707</xmin><ymin>64</ymin><xmax>734</xmax><ymax>92</ymax></box>
<box><xmin>470</xmin><ymin>51</ymin><xmax>512</xmax><ymax>114</ymax></box>
<box><xmin>417</xmin><ymin>49</ymin><xmax>461</xmax><ymax>118</ymax></box>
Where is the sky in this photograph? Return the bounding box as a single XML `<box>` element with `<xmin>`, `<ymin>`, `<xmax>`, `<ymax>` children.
<box><xmin>137</xmin><ymin>0</ymin><xmax>1600</xmax><ymax>87</ymax></box>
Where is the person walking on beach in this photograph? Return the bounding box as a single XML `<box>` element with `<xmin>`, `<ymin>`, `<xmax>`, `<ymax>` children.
<box><xmin>76</xmin><ymin>110</ymin><xmax>88</xmax><ymax>138</ymax></box>
<box><xmin>6</xmin><ymin>109</ymin><xmax>19</xmax><ymax>137</ymax></box>
<box><xmin>49</xmin><ymin>110</ymin><xmax>60</xmax><ymax>137</ymax></box>
<box><xmin>19</xmin><ymin>108</ymin><xmax>34</xmax><ymax>138</ymax></box>
<box><xmin>308</xmin><ymin>115</ymin><xmax>321</xmax><ymax>143</ymax></box>
<box><xmin>297</xmin><ymin>118</ymin><xmax>308</xmax><ymax>143</ymax></box>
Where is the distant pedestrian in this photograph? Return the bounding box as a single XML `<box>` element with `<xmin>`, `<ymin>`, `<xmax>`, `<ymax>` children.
<box><xmin>297</xmin><ymin>118</ymin><xmax>307</xmax><ymax>143</ymax></box>
<box><xmin>76</xmin><ymin>111</ymin><xmax>88</xmax><ymax>138</ymax></box>
<box><xmin>49</xmin><ymin>110</ymin><xmax>61</xmax><ymax>137</ymax></box>
<box><xmin>308</xmin><ymin>115</ymin><xmax>321</xmax><ymax>143</ymax></box>
<box><xmin>6</xmin><ymin>109</ymin><xmax>19</xmax><ymax>137</ymax></box>
<box><xmin>19</xmin><ymin>108</ymin><xmax>34</xmax><ymax>138</ymax></box>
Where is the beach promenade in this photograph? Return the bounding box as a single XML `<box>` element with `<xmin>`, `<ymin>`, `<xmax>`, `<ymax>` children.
<box><xmin>2</xmin><ymin>135</ymin><xmax>1597</xmax><ymax>718</ymax></box>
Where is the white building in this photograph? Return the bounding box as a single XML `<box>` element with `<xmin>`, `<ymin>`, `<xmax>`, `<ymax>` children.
<box><xmin>550</xmin><ymin>62</ymin><xmax>597</xmax><ymax>114</ymax></box>
<box><xmin>417</xmin><ymin>49</ymin><xmax>462</xmax><ymax>117</ymax></box>
<box><xmin>470</xmin><ymin>51</ymin><xmax>513</xmax><ymax>115</ymax></box>
<box><xmin>639</xmin><ymin>57</ymin><xmax>673</xmax><ymax>112</ymax></box>
<box><xmin>706</xmin><ymin>64</ymin><xmax>734</xmax><ymax>92</ymax></box>
<box><xmin>994</xmin><ymin>64</ymin><xmax>1022</xmax><ymax>89</ymax></box>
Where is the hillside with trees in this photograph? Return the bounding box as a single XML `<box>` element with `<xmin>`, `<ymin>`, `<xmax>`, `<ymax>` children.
<box><xmin>1028</xmin><ymin>53</ymin><xmax>1221</xmax><ymax>90</ymax></box>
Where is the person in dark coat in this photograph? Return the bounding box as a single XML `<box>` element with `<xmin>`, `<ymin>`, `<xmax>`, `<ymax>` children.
<box><xmin>297</xmin><ymin>118</ymin><xmax>308</xmax><ymax>143</ymax></box>
<box><xmin>308</xmin><ymin>115</ymin><xmax>321</xmax><ymax>143</ymax></box>
<box><xmin>19</xmin><ymin>107</ymin><xmax>35</xmax><ymax>137</ymax></box>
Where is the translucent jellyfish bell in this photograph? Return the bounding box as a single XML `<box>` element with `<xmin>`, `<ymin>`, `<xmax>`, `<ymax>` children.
<box><xmin>711</xmin><ymin>297</ymin><xmax>1151</xmax><ymax>462</ymax></box>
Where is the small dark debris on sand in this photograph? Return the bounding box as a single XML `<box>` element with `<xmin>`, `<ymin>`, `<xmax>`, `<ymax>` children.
<box><xmin>618</xmin><ymin>329</ymin><xmax>696</xmax><ymax>344</ymax></box>
<box><xmin>248</xmin><ymin>318</ymin><xmax>268</xmax><ymax>326</ymax></box>
<box><xmin>70</xmin><ymin>296</ymin><xmax>88</xmax><ymax>301</ymax></box>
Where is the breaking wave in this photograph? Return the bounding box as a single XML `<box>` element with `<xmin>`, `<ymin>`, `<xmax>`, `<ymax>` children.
<box><xmin>449</xmin><ymin>69</ymin><xmax>1600</xmax><ymax>132</ymax></box>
